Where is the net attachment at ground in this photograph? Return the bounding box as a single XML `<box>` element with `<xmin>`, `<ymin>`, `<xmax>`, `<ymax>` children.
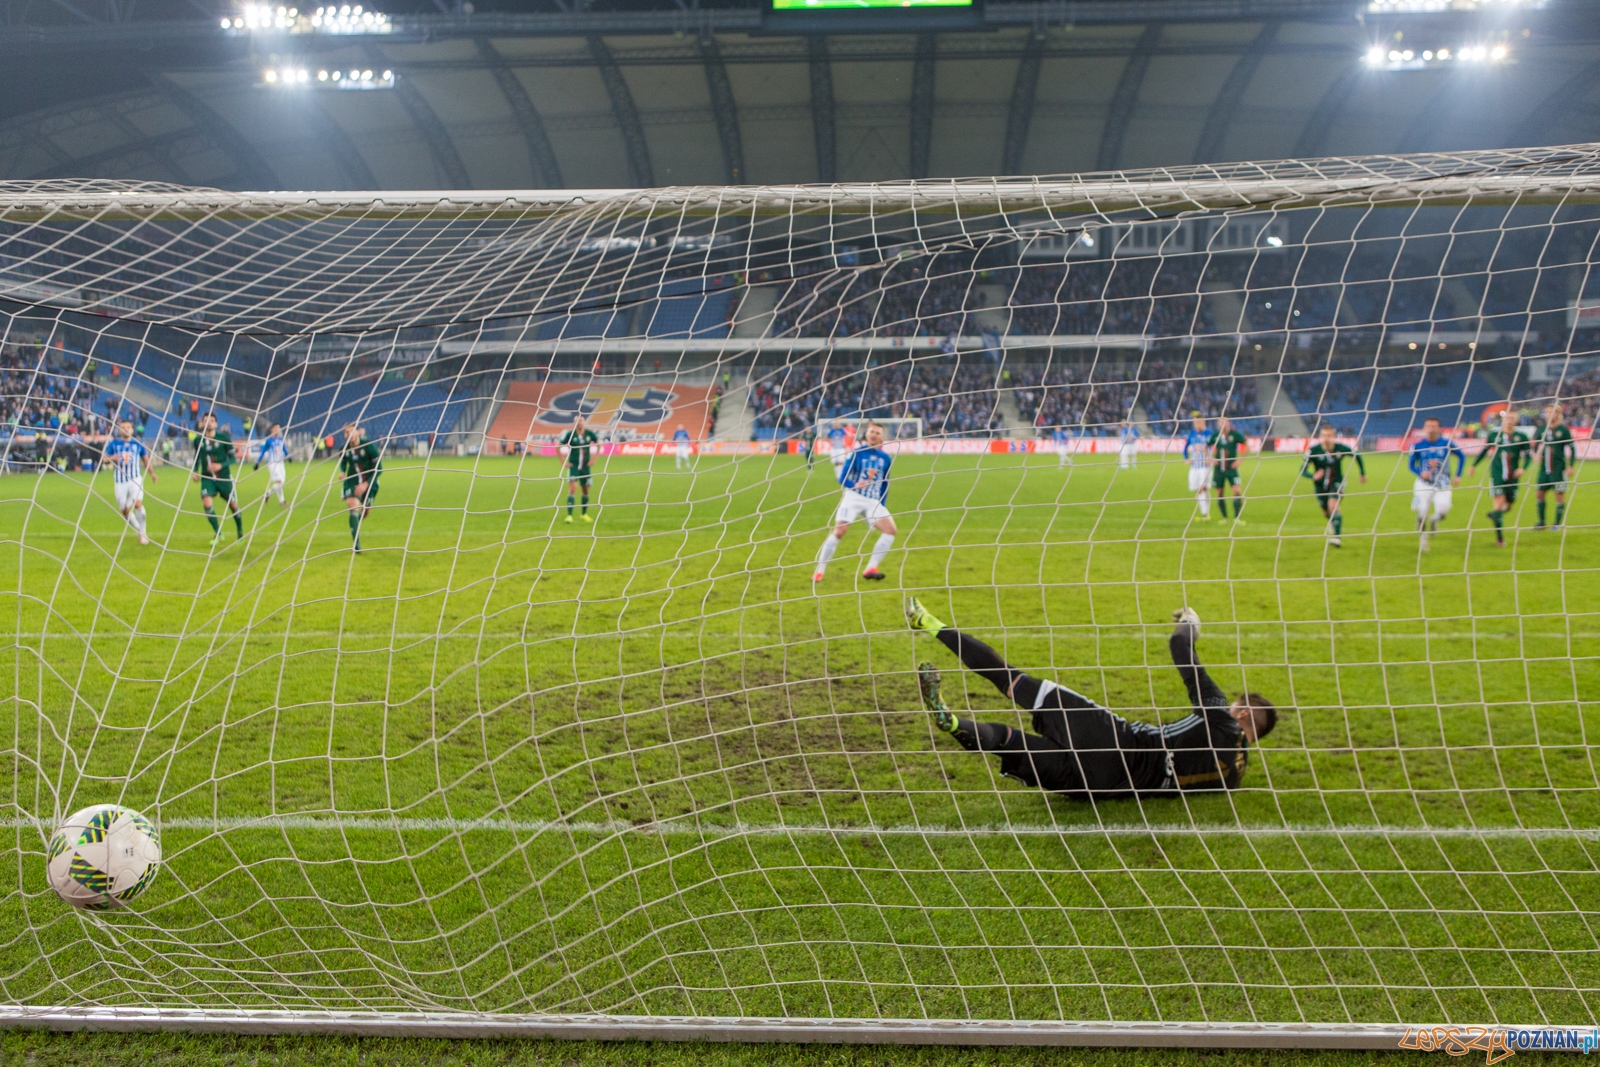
<box><xmin>3</xmin><ymin>146</ymin><xmax>1600</xmax><ymax>1041</ymax></box>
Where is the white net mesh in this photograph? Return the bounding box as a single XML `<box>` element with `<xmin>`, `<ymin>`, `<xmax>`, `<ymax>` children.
<box><xmin>3</xmin><ymin>147</ymin><xmax>1600</xmax><ymax>1027</ymax></box>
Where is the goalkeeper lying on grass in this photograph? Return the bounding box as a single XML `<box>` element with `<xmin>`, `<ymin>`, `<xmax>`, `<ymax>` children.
<box><xmin>906</xmin><ymin>598</ymin><xmax>1277</xmax><ymax>798</ymax></box>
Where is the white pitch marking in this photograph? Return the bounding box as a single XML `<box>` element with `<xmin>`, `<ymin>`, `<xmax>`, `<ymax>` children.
<box><xmin>4</xmin><ymin>816</ymin><xmax>1596</xmax><ymax>840</ymax></box>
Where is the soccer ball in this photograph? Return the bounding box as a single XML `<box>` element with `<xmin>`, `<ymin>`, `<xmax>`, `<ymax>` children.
<box><xmin>46</xmin><ymin>804</ymin><xmax>161</xmax><ymax>910</ymax></box>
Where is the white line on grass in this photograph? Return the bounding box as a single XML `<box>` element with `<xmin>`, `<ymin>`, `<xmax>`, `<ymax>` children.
<box><xmin>4</xmin><ymin>632</ymin><xmax>1598</xmax><ymax>641</ymax></box>
<box><xmin>5</xmin><ymin>816</ymin><xmax>1598</xmax><ymax>840</ymax></box>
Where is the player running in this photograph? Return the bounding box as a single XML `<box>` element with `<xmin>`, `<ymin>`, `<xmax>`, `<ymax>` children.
<box><xmin>905</xmin><ymin>598</ymin><xmax>1276</xmax><ymax>799</ymax></box>
<box><xmin>103</xmin><ymin>419</ymin><xmax>155</xmax><ymax>545</ymax></box>
<box><xmin>1301</xmin><ymin>425</ymin><xmax>1365</xmax><ymax>548</ymax></box>
<box><xmin>1208</xmin><ymin>416</ymin><xmax>1248</xmax><ymax>521</ymax></box>
<box><xmin>814</xmin><ymin>421</ymin><xmax>895</xmax><ymax>583</ymax></box>
<box><xmin>190</xmin><ymin>411</ymin><xmax>243</xmax><ymax>547</ymax></box>
<box><xmin>1118</xmin><ymin>419</ymin><xmax>1140</xmax><ymax>470</ymax></box>
<box><xmin>1472</xmin><ymin>409</ymin><xmax>1531</xmax><ymax>547</ymax></box>
<box><xmin>1181</xmin><ymin>413</ymin><xmax>1211</xmax><ymax>519</ymax></box>
<box><xmin>1532</xmin><ymin>403</ymin><xmax>1576</xmax><ymax>530</ymax></box>
<box><xmin>560</xmin><ymin>414</ymin><xmax>600</xmax><ymax>524</ymax></box>
<box><xmin>254</xmin><ymin>423</ymin><xmax>289</xmax><ymax>507</ymax></box>
<box><xmin>338</xmin><ymin>422</ymin><xmax>382</xmax><ymax>553</ymax></box>
<box><xmin>672</xmin><ymin>424</ymin><xmax>692</xmax><ymax>470</ymax></box>
<box><xmin>1408</xmin><ymin>416</ymin><xmax>1465</xmax><ymax>551</ymax></box>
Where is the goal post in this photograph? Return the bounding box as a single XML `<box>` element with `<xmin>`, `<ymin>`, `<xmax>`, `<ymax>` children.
<box><xmin>4</xmin><ymin>146</ymin><xmax>1600</xmax><ymax>1046</ymax></box>
<box><xmin>815</xmin><ymin>417</ymin><xmax>926</xmax><ymax>442</ymax></box>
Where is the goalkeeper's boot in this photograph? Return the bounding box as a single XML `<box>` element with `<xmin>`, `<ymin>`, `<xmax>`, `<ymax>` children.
<box><xmin>564</xmin><ymin>515</ymin><xmax>574</xmax><ymax>524</ymax></box>
<box><xmin>861</xmin><ymin>567</ymin><xmax>886</xmax><ymax>580</ymax></box>
<box><xmin>916</xmin><ymin>661</ymin><xmax>956</xmax><ymax>734</ymax></box>
<box><xmin>208</xmin><ymin>535</ymin><xmax>221</xmax><ymax>549</ymax></box>
<box><xmin>905</xmin><ymin>596</ymin><xmax>945</xmax><ymax>634</ymax></box>
<box><xmin>581</xmin><ymin>513</ymin><xmax>593</xmax><ymax>524</ymax></box>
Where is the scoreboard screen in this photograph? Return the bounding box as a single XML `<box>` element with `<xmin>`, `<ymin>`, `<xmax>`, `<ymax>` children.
<box><xmin>772</xmin><ymin>0</ymin><xmax>972</xmax><ymax>8</ymax></box>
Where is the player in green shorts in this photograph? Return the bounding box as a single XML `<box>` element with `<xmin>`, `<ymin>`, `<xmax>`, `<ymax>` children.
<box><xmin>1207</xmin><ymin>416</ymin><xmax>1249</xmax><ymax>521</ymax></box>
<box><xmin>190</xmin><ymin>411</ymin><xmax>243</xmax><ymax>546</ymax></box>
<box><xmin>1532</xmin><ymin>403</ymin><xmax>1576</xmax><ymax>529</ymax></box>
<box><xmin>338</xmin><ymin>422</ymin><xmax>382</xmax><ymax>552</ymax></box>
<box><xmin>559</xmin><ymin>414</ymin><xmax>600</xmax><ymax>524</ymax></box>
<box><xmin>800</xmin><ymin>424</ymin><xmax>818</xmax><ymax>470</ymax></box>
<box><xmin>1300</xmin><ymin>424</ymin><xmax>1366</xmax><ymax>548</ymax></box>
<box><xmin>1472</xmin><ymin>408</ymin><xmax>1530</xmax><ymax>546</ymax></box>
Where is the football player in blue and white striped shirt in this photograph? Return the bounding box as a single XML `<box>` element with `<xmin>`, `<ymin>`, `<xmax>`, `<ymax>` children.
<box><xmin>814</xmin><ymin>421</ymin><xmax>895</xmax><ymax>582</ymax></box>
<box><xmin>254</xmin><ymin>423</ymin><xmax>289</xmax><ymax>507</ymax></box>
<box><xmin>102</xmin><ymin>419</ymin><xmax>156</xmax><ymax>544</ymax></box>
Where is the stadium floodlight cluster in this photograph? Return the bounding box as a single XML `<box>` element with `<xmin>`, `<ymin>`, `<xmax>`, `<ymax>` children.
<box><xmin>1363</xmin><ymin>43</ymin><xmax>1509</xmax><ymax>69</ymax></box>
<box><xmin>1366</xmin><ymin>0</ymin><xmax>1545</xmax><ymax>11</ymax></box>
<box><xmin>2</xmin><ymin>147</ymin><xmax>1600</xmax><ymax>1045</ymax></box>
<box><xmin>262</xmin><ymin>66</ymin><xmax>395</xmax><ymax>89</ymax></box>
<box><xmin>223</xmin><ymin>2</ymin><xmax>391</xmax><ymax>34</ymax></box>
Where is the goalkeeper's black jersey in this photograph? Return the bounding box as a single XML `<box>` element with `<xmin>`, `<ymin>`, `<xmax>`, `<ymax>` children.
<box><xmin>998</xmin><ymin>630</ymin><xmax>1248</xmax><ymax>798</ymax></box>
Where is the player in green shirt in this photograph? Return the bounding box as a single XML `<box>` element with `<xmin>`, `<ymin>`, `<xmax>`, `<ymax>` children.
<box><xmin>189</xmin><ymin>411</ymin><xmax>243</xmax><ymax>546</ymax></box>
<box><xmin>1207</xmin><ymin>416</ymin><xmax>1249</xmax><ymax>522</ymax></box>
<box><xmin>559</xmin><ymin>414</ymin><xmax>601</xmax><ymax>524</ymax></box>
<box><xmin>1532</xmin><ymin>403</ymin><xmax>1576</xmax><ymax>529</ymax></box>
<box><xmin>338</xmin><ymin>423</ymin><xmax>382</xmax><ymax>552</ymax></box>
<box><xmin>1472</xmin><ymin>408</ymin><xmax>1531</xmax><ymax>546</ymax></box>
<box><xmin>800</xmin><ymin>425</ymin><xmax>818</xmax><ymax>470</ymax></box>
<box><xmin>1300</xmin><ymin>425</ymin><xmax>1366</xmax><ymax>547</ymax></box>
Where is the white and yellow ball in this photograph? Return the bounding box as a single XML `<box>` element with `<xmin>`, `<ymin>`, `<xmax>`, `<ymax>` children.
<box><xmin>46</xmin><ymin>804</ymin><xmax>161</xmax><ymax>910</ymax></box>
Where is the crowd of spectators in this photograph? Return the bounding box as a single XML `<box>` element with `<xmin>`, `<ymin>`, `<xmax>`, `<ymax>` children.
<box><xmin>768</xmin><ymin>265</ymin><xmax>979</xmax><ymax>339</ymax></box>
<box><xmin>1011</xmin><ymin>360</ymin><xmax>1260</xmax><ymax>435</ymax></box>
<box><xmin>749</xmin><ymin>357</ymin><xmax>1004</xmax><ymax>438</ymax></box>
<box><xmin>1521</xmin><ymin>368</ymin><xmax>1600</xmax><ymax>428</ymax></box>
<box><xmin>1282</xmin><ymin>365</ymin><xmax>1428</xmax><ymax>429</ymax></box>
<box><xmin>1</xmin><ymin>343</ymin><xmax>118</xmax><ymax>436</ymax></box>
<box><xmin>753</xmin><ymin>237</ymin><xmax>1581</xmax><ymax>347</ymax></box>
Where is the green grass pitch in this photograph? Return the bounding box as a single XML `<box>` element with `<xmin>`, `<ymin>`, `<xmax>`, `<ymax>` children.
<box><xmin>2</xmin><ymin>447</ymin><xmax>1599</xmax><ymax>1028</ymax></box>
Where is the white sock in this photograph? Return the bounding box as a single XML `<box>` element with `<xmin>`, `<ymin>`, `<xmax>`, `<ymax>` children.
<box><xmin>124</xmin><ymin>510</ymin><xmax>138</xmax><ymax>531</ymax></box>
<box><xmin>1198</xmin><ymin>492</ymin><xmax>1209</xmax><ymax>516</ymax></box>
<box><xmin>815</xmin><ymin>533</ymin><xmax>841</xmax><ymax>572</ymax></box>
<box><xmin>868</xmin><ymin>534</ymin><xmax>894</xmax><ymax>571</ymax></box>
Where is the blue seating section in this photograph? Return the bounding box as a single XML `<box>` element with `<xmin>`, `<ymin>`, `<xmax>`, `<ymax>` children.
<box><xmin>1289</xmin><ymin>366</ymin><xmax>1502</xmax><ymax>436</ymax></box>
<box><xmin>275</xmin><ymin>378</ymin><xmax>470</xmax><ymax>440</ymax></box>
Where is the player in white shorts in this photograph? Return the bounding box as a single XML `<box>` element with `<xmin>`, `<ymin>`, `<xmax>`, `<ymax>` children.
<box><xmin>814</xmin><ymin>422</ymin><xmax>896</xmax><ymax>582</ymax></box>
<box><xmin>255</xmin><ymin>423</ymin><xmax>289</xmax><ymax>506</ymax></box>
<box><xmin>102</xmin><ymin>419</ymin><xmax>156</xmax><ymax>544</ymax></box>
<box><xmin>672</xmin><ymin>425</ymin><xmax>692</xmax><ymax>470</ymax></box>
<box><xmin>1118</xmin><ymin>419</ymin><xmax>1140</xmax><ymax>470</ymax></box>
<box><xmin>1051</xmin><ymin>426</ymin><xmax>1072</xmax><ymax>467</ymax></box>
<box><xmin>1181</xmin><ymin>413</ymin><xmax>1211</xmax><ymax>518</ymax></box>
<box><xmin>1406</xmin><ymin>417</ymin><xmax>1465</xmax><ymax>550</ymax></box>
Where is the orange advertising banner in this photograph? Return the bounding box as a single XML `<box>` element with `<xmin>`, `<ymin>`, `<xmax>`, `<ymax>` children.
<box><xmin>486</xmin><ymin>380</ymin><xmax>717</xmax><ymax>453</ymax></box>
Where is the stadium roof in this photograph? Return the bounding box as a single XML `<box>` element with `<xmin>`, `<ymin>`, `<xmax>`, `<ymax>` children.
<box><xmin>0</xmin><ymin>0</ymin><xmax>1597</xmax><ymax>190</ymax></box>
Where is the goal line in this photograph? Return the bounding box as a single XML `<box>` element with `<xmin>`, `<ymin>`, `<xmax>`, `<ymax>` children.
<box><xmin>0</xmin><ymin>1007</ymin><xmax>1438</xmax><ymax>1048</ymax></box>
<box><xmin>2</xmin><ymin>815</ymin><xmax>1593</xmax><ymax>840</ymax></box>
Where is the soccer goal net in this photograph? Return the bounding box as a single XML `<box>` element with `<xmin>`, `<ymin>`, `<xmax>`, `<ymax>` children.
<box><xmin>3</xmin><ymin>147</ymin><xmax>1600</xmax><ymax>1044</ymax></box>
